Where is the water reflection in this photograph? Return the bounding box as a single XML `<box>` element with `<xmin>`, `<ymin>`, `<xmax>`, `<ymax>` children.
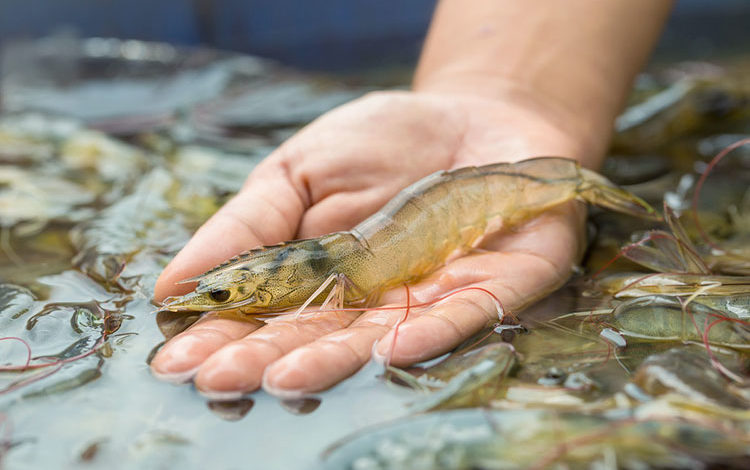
<box><xmin>281</xmin><ymin>398</ymin><xmax>322</xmax><ymax>415</ymax></box>
<box><xmin>207</xmin><ymin>398</ymin><xmax>255</xmax><ymax>421</ymax></box>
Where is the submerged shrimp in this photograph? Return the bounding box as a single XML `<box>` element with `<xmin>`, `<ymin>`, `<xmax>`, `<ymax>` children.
<box><xmin>159</xmin><ymin>157</ymin><xmax>657</xmax><ymax>315</ymax></box>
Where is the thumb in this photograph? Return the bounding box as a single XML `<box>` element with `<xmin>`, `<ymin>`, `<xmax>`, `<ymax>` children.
<box><xmin>153</xmin><ymin>161</ymin><xmax>307</xmax><ymax>302</ymax></box>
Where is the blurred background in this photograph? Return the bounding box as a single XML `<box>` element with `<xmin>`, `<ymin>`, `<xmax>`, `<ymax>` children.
<box><xmin>0</xmin><ymin>0</ymin><xmax>748</xmax><ymax>140</ymax></box>
<box><xmin>0</xmin><ymin>0</ymin><xmax>748</xmax><ymax>72</ymax></box>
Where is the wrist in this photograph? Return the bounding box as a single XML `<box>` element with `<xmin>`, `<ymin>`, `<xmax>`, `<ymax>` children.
<box><xmin>411</xmin><ymin>0</ymin><xmax>673</xmax><ymax>170</ymax></box>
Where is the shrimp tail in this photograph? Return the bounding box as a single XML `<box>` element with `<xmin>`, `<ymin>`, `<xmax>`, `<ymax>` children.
<box><xmin>576</xmin><ymin>167</ymin><xmax>661</xmax><ymax>220</ymax></box>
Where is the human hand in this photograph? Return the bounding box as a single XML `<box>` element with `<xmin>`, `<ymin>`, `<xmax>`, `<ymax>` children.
<box><xmin>150</xmin><ymin>90</ymin><xmax>590</xmax><ymax>399</ymax></box>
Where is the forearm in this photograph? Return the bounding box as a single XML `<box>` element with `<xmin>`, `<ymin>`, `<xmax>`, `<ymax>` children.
<box><xmin>414</xmin><ymin>0</ymin><xmax>673</xmax><ymax>167</ymax></box>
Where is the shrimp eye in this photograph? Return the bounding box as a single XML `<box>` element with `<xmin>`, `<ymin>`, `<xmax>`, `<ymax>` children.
<box><xmin>209</xmin><ymin>289</ymin><xmax>231</xmax><ymax>302</ymax></box>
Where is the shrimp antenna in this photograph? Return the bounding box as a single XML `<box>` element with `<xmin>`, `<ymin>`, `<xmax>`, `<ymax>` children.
<box><xmin>691</xmin><ymin>137</ymin><xmax>750</xmax><ymax>251</ymax></box>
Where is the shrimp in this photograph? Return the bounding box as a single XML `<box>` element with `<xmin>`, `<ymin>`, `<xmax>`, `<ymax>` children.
<box><xmin>632</xmin><ymin>347</ymin><xmax>749</xmax><ymax>409</ymax></box>
<box><xmin>598</xmin><ymin>272</ymin><xmax>750</xmax><ymax>298</ymax></box>
<box><xmin>612</xmin><ymin>78</ymin><xmax>750</xmax><ymax>153</ymax></box>
<box><xmin>320</xmin><ymin>408</ymin><xmax>750</xmax><ymax>470</ymax></box>
<box><xmin>396</xmin><ymin>342</ymin><xmax>517</xmax><ymax>412</ymax></box>
<box><xmin>611</xmin><ymin>295</ymin><xmax>750</xmax><ymax>349</ymax></box>
<box><xmin>159</xmin><ymin>157</ymin><xmax>657</xmax><ymax>315</ymax></box>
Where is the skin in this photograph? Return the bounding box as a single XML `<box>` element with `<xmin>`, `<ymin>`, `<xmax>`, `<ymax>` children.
<box><xmin>151</xmin><ymin>0</ymin><xmax>673</xmax><ymax>399</ymax></box>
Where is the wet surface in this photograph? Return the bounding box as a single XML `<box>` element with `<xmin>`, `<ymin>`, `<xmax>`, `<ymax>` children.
<box><xmin>0</xmin><ymin>38</ymin><xmax>749</xmax><ymax>469</ymax></box>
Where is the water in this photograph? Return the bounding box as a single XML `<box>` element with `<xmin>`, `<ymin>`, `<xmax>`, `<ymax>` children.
<box><xmin>2</xmin><ymin>38</ymin><xmax>750</xmax><ymax>470</ymax></box>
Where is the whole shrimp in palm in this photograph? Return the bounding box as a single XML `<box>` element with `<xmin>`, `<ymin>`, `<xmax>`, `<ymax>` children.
<box><xmin>159</xmin><ymin>156</ymin><xmax>655</xmax><ymax>316</ymax></box>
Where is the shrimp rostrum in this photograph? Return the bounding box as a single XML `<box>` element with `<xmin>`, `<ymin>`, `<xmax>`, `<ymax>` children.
<box><xmin>159</xmin><ymin>157</ymin><xmax>657</xmax><ymax>315</ymax></box>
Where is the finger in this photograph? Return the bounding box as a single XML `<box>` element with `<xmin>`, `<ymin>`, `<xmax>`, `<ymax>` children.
<box><xmin>192</xmin><ymin>309</ymin><xmax>362</xmax><ymax>398</ymax></box>
<box><xmin>153</xmin><ymin>161</ymin><xmax>306</xmax><ymax>302</ymax></box>
<box><xmin>374</xmin><ymin>281</ymin><xmax>512</xmax><ymax>367</ymax></box>
<box><xmin>150</xmin><ymin>315</ymin><xmax>261</xmax><ymax>382</ymax></box>
<box><xmin>371</xmin><ymin>203</ymin><xmax>582</xmax><ymax>366</ymax></box>
<box><xmin>262</xmin><ymin>207</ymin><xmax>583</xmax><ymax>394</ymax></box>
<box><xmin>261</xmin><ymin>303</ymin><xmax>413</xmax><ymax>397</ymax></box>
<box><xmin>259</xmin><ymin>248</ymin><xmax>561</xmax><ymax>396</ymax></box>
<box><xmin>374</xmin><ymin>250</ymin><xmax>570</xmax><ymax>367</ymax></box>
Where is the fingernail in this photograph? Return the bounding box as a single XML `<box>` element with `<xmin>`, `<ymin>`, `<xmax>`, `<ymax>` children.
<box><xmin>151</xmin><ymin>365</ymin><xmax>200</xmax><ymax>384</ymax></box>
<box><xmin>261</xmin><ymin>369</ymin><xmax>312</xmax><ymax>400</ymax></box>
<box><xmin>261</xmin><ymin>355</ymin><xmax>315</xmax><ymax>399</ymax></box>
<box><xmin>197</xmin><ymin>388</ymin><xmax>246</xmax><ymax>401</ymax></box>
<box><xmin>371</xmin><ymin>338</ymin><xmax>388</xmax><ymax>365</ymax></box>
<box><xmin>150</xmin><ymin>336</ymin><xmax>206</xmax><ymax>379</ymax></box>
<box><xmin>262</xmin><ymin>382</ymin><xmax>310</xmax><ymax>400</ymax></box>
<box><xmin>194</xmin><ymin>349</ymin><xmax>261</xmax><ymax>396</ymax></box>
<box><xmin>373</xmin><ymin>328</ymin><xmax>399</xmax><ymax>364</ymax></box>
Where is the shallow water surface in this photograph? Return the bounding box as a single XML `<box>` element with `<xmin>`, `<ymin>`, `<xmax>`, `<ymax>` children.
<box><xmin>2</xmin><ymin>42</ymin><xmax>750</xmax><ymax>469</ymax></box>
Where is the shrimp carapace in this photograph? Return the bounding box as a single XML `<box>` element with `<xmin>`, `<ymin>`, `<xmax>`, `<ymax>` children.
<box><xmin>159</xmin><ymin>157</ymin><xmax>658</xmax><ymax>315</ymax></box>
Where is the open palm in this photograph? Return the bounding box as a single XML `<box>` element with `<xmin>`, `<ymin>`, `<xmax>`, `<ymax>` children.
<box><xmin>151</xmin><ymin>90</ymin><xmax>588</xmax><ymax>399</ymax></box>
